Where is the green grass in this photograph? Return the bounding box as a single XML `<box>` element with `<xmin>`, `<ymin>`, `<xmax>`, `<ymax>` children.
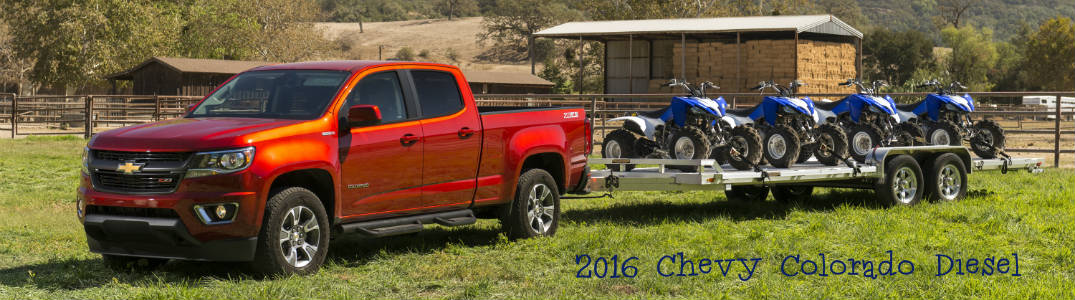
<box><xmin>0</xmin><ymin>137</ymin><xmax>1072</xmax><ymax>299</ymax></box>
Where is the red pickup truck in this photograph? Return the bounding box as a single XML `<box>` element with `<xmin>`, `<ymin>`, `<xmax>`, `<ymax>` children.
<box><xmin>77</xmin><ymin>61</ymin><xmax>592</xmax><ymax>274</ymax></box>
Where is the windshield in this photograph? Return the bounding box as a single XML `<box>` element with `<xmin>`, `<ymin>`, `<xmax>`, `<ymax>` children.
<box><xmin>188</xmin><ymin>70</ymin><xmax>349</xmax><ymax>120</ymax></box>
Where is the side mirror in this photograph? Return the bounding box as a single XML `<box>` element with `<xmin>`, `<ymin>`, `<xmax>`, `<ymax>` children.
<box><xmin>347</xmin><ymin>104</ymin><xmax>382</xmax><ymax>127</ymax></box>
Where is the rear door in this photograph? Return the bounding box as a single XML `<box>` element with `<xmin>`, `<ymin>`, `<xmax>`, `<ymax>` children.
<box><xmin>408</xmin><ymin>69</ymin><xmax>482</xmax><ymax>210</ymax></box>
<box><xmin>338</xmin><ymin>70</ymin><xmax>424</xmax><ymax>219</ymax></box>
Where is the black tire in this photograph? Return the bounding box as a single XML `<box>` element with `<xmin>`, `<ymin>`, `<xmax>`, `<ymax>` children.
<box><xmin>771</xmin><ymin>186</ymin><xmax>814</xmax><ymax>203</ymax></box>
<box><xmin>501</xmin><ymin>169</ymin><xmax>560</xmax><ymax>240</ymax></box>
<box><xmin>847</xmin><ymin>123</ymin><xmax>883</xmax><ymax>163</ymax></box>
<box><xmin>667</xmin><ymin>127</ymin><xmax>711</xmax><ymax>172</ymax></box>
<box><xmin>926</xmin><ymin>120</ymin><xmax>962</xmax><ymax>146</ymax></box>
<box><xmin>970</xmin><ymin>120</ymin><xmax>1005</xmax><ymax>159</ymax></box>
<box><xmin>720</xmin><ymin>126</ymin><xmax>763</xmax><ymax>171</ymax></box>
<box><xmin>762</xmin><ymin>125</ymin><xmax>801</xmax><ymax>168</ymax></box>
<box><xmin>876</xmin><ymin>155</ymin><xmax>924</xmax><ymax>206</ymax></box>
<box><xmin>602</xmin><ymin>129</ymin><xmax>637</xmax><ymax>171</ymax></box>
<box><xmin>102</xmin><ymin>254</ymin><xmax>167</xmax><ymax>272</ymax></box>
<box><xmin>926</xmin><ymin>153</ymin><xmax>968</xmax><ymax>202</ymax></box>
<box><xmin>725</xmin><ymin>185</ymin><xmax>769</xmax><ymax>202</ymax></box>
<box><xmin>892</xmin><ymin>122</ymin><xmax>926</xmax><ymax>146</ymax></box>
<box><xmin>250</xmin><ymin>187</ymin><xmax>331</xmax><ymax>275</ymax></box>
<box><xmin>813</xmin><ymin>123</ymin><xmax>848</xmax><ymax>166</ymax></box>
<box><xmin>797</xmin><ymin>143</ymin><xmax>815</xmax><ymax>163</ymax></box>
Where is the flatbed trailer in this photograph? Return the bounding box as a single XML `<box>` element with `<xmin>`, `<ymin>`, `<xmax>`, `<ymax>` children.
<box><xmin>586</xmin><ymin>146</ymin><xmax>1043</xmax><ymax>205</ymax></box>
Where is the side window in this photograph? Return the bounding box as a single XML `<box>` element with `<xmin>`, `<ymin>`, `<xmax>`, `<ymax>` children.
<box><xmin>411</xmin><ymin>70</ymin><xmax>464</xmax><ymax>118</ymax></box>
<box><xmin>346</xmin><ymin>71</ymin><xmax>407</xmax><ymax>123</ymax></box>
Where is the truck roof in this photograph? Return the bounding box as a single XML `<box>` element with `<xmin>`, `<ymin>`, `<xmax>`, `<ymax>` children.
<box><xmin>249</xmin><ymin>60</ymin><xmax>458</xmax><ymax>73</ymax></box>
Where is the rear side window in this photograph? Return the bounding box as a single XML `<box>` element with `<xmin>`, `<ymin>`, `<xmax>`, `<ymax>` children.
<box><xmin>411</xmin><ymin>70</ymin><xmax>464</xmax><ymax>118</ymax></box>
<box><xmin>346</xmin><ymin>71</ymin><xmax>407</xmax><ymax>123</ymax></box>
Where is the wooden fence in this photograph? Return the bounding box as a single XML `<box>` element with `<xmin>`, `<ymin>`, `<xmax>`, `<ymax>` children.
<box><xmin>0</xmin><ymin>92</ymin><xmax>1072</xmax><ymax>167</ymax></box>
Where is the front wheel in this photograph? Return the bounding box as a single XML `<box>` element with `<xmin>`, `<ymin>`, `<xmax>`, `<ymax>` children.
<box><xmin>848</xmin><ymin>123</ymin><xmax>883</xmax><ymax>163</ymax></box>
<box><xmin>813</xmin><ymin>123</ymin><xmax>848</xmax><ymax>166</ymax></box>
<box><xmin>251</xmin><ymin>187</ymin><xmax>330</xmax><ymax>275</ymax></box>
<box><xmin>970</xmin><ymin>120</ymin><xmax>1005</xmax><ymax>159</ymax></box>
<box><xmin>893</xmin><ymin>122</ymin><xmax>926</xmax><ymax>146</ymax></box>
<box><xmin>926</xmin><ymin>121</ymin><xmax>962</xmax><ymax>146</ymax></box>
<box><xmin>667</xmin><ymin>127</ymin><xmax>711</xmax><ymax>172</ymax></box>
<box><xmin>602</xmin><ymin>129</ymin><xmax>638</xmax><ymax>171</ymax></box>
<box><xmin>501</xmin><ymin>169</ymin><xmax>560</xmax><ymax>240</ymax></box>
<box><xmin>762</xmin><ymin>125</ymin><xmax>801</xmax><ymax>168</ymax></box>
<box><xmin>720</xmin><ymin>126</ymin><xmax>763</xmax><ymax>171</ymax></box>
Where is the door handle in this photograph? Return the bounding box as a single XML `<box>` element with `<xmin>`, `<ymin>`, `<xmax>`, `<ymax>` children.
<box><xmin>458</xmin><ymin>127</ymin><xmax>475</xmax><ymax>139</ymax></box>
<box><xmin>400</xmin><ymin>134</ymin><xmax>420</xmax><ymax>146</ymax></box>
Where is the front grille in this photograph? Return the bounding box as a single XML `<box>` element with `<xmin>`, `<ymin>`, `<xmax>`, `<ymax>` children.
<box><xmin>94</xmin><ymin>150</ymin><xmax>189</xmax><ymax>162</ymax></box>
<box><xmin>93</xmin><ymin>170</ymin><xmax>182</xmax><ymax>194</ymax></box>
<box><xmin>86</xmin><ymin>205</ymin><xmax>179</xmax><ymax>218</ymax></box>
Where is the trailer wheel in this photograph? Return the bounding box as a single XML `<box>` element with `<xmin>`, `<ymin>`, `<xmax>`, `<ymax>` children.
<box><xmin>602</xmin><ymin>129</ymin><xmax>637</xmax><ymax>171</ymax></box>
<box><xmin>771</xmin><ymin>186</ymin><xmax>814</xmax><ymax>203</ymax></box>
<box><xmin>926</xmin><ymin>153</ymin><xmax>967</xmax><ymax>202</ymax></box>
<box><xmin>251</xmin><ymin>187</ymin><xmax>331</xmax><ymax>275</ymax></box>
<box><xmin>813</xmin><ymin>123</ymin><xmax>848</xmax><ymax>166</ymax></box>
<box><xmin>668</xmin><ymin>127</ymin><xmax>711</xmax><ymax>172</ymax></box>
<box><xmin>926</xmin><ymin>121</ymin><xmax>962</xmax><ymax>146</ymax></box>
<box><xmin>721</xmin><ymin>126</ymin><xmax>763</xmax><ymax>171</ymax></box>
<box><xmin>501</xmin><ymin>169</ymin><xmax>560</xmax><ymax>240</ymax></box>
<box><xmin>763</xmin><ymin>125</ymin><xmax>801</xmax><ymax>168</ymax></box>
<box><xmin>970</xmin><ymin>120</ymin><xmax>1005</xmax><ymax>159</ymax></box>
<box><xmin>725</xmin><ymin>185</ymin><xmax>769</xmax><ymax>202</ymax></box>
<box><xmin>876</xmin><ymin>155</ymin><xmax>924</xmax><ymax>206</ymax></box>
<box><xmin>848</xmin><ymin>123</ymin><xmax>883</xmax><ymax>163</ymax></box>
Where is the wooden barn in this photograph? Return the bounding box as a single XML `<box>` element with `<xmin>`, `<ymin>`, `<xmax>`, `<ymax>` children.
<box><xmin>533</xmin><ymin>15</ymin><xmax>863</xmax><ymax>96</ymax></box>
<box><xmin>462</xmin><ymin>70</ymin><xmax>554</xmax><ymax>94</ymax></box>
<box><xmin>105</xmin><ymin>57</ymin><xmax>274</xmax><ymax>96</ymax></box>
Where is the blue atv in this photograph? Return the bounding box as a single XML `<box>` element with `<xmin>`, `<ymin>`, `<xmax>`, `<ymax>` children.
<box><xmin>895</xmin><ymin>79</ymin><xmax>1005</xmax><ymax>158</ymax></box>
<box><xmin>815</xmin><ymin>79</ymin><xmax>925</xmax><ymax>162</ymax></box>
<box><xmin>602</xmin><ymin>79</ymin><xmax>763</xmax><ymax>172</ymax></box>
<box><xmin>723</xmin><ymin>80</ymin><xmax>848</xmax><ymax>168</ymax></box>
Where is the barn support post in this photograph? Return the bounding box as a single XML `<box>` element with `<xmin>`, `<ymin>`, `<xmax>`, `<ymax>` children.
<box><xmin>794</xmin><ymin>32</ymin><xmax>799</xmax><ymax>88</ymax></box>
<box><xmin>9</xmin><ymin>94</ymin><xmax>16</xmax><ymax>138</ymax></box>
<box><xmin>153</xmin><ymin>94</ymin><xmax>161</xmax><ymax>121</ymax></box>
<box><xmin>735</xmin><ymin>32</ymin><xmax>741</xmax><ymax>107</ymax></box>
<box><xmin>578</xmin><ymin>35</ymin><xmax>584</xmax><ymax>95</ymax></box>
<box><xmin>529</xmin><ymin>35</ymin><xmax>535</xmax><ymax>75</ymax></box>
<box><xmin>1055</xmin><ymin>93</ymin><xmax>1062</xmax><ymax>167</ymax></box>
<box><xmin>856</xmin><ymin>37</ymin><xmax>863</xmax><ymax>81</ymax></box>
<box><xmin>84</xmin><ymin>95</ymin><xmax>93</xmax><ymax>139</ymax></box>
<box><xmin>628</xmin><ymin>34</ymin><xmax>634</xmax><ymax>96</ymax></box>
<box><xmin>680</xmin><ymin>33</ymin><xmax>686</xmax><ymax>81</ymax></box>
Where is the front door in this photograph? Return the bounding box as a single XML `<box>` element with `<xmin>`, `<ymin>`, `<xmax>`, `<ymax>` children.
<box><xmin>339</xmin><ymin>70</ymin><xmax>423</xmax><ymax>219</ymax></box>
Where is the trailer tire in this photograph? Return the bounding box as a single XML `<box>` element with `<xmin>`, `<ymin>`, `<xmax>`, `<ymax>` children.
<box><xmin>813</xmin><ymin>123</ymin><xmax>848</xmax><ymax>166</ymax></box>
<box><xmin>602</xmin><ymin>129</ymin><xmax>637</xmax><ymax>171</ymax></box>
<box><xmin>771</xmin><ymin>186</ymin><xmax>814</xmax><ymax>203</ymax></box>
<box><xmin>926</xmin><ymin>153</ymin><xmax>967</xmax><ymax>202</ymax></box>
<box><xmin>970</xmin><ymin>120</ymin><xmax>1005</xmax><ymax>159</ymax></box>
<box><xmin>721</xmin><ymin>126</ymin><xmax>763</xmax><ymax>171</ymax></box>
<box><xmin>501</xmin><ymin>169</ymin><xmax>560</xmax><ymax>240</ymax></box>
<box><xmin>876</xmin><ymin>155</ymin><xmax>924</xmax><ymax>206</ymax></box>
<box><xmin>251</xmin><ymin>187</ymin><xmax>331</xmax><ymax>275</ymax></box>
<box><xmin>927</xmin><ymin>120</ymin><xmax>962</xmax><ymax>146</ymax></box>
<box><xmin>848</xmin><ymin>123</ymin><xmax>883</xmax><ymax>163</ymax></box>
<box><xmin>725</xmin><ymin>185</ymin><xmax>769</xmax><ymax>202</ymax></box>
<box><xmin>763</xmin><ymin>125</ymin><xmax>801</xmax><ymax>168</ymax></box>
<box><xmin>667</xmin><ymin>127</ymin><xmax>711</xmax><ymax>172</ymax></box>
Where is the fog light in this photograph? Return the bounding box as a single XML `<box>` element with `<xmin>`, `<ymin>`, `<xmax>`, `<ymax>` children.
<box><xmin>215</xmin><ymin>205</ymin><xmax>227</xmax><ymax>219</ymax></box>
<box><xmin>193</xmin><ymin>203</ymin><xmax>239</xmax><ymax>225</ymax></box>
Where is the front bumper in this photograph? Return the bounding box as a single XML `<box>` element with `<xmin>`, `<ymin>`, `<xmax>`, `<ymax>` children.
<box><xmin>83</xmin><ymin>214</ymin><xmax>257</xmax><ymax>261</ymax></box>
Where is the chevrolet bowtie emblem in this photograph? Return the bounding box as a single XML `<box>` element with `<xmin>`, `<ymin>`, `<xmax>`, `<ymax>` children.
<box><xmin>117</xmin><ymin>161</ymin><xmax>145</xmax><ymax>175</ymax></box>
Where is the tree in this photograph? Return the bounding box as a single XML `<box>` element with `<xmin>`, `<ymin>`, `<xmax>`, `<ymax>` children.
<box><xmin>940</xmin><ymin>25</ymin><xmax>998</xmax><ymax>91</ymax></box>
<box><xmin>179</xmin><ymin>0</ymin><xmax>331</xmax><ymax>62</ymax></box>
<box><xmin>813</xmin><ymin>0</ymin><xmax>866</xmax><ymax>28</ymax></box>
<box><xmin>581</xmin><ymin>0</ymin><xmax>734</xmax><ymax>20</ymax></box>
<box><xmin>0</xmin><ymin>22</ymin><xmax>36</xmax><ymax>94</ymax></box>
<box><xmin>862</xmin><ymin>29</ymin><xmax>936</xmax><ymax>87</ymax></box>
<box><xmin>436</xmin><ymin>0</ymin><xmax>479</xmax><ymax>20</ymax></box>
<box><xmin>1024</xmin><ymin>17</ymin><xmax>1075</xmax><ymax>91</ymax></box>
<box><xmin>477</xmin><ymin>0</ymin><xmax>582</xmax><ymax>62</ymax></box>
<box><xmin>936</xmin><ymin>0</ymin><xmax>978</xmax><ymax>28</ymax></box>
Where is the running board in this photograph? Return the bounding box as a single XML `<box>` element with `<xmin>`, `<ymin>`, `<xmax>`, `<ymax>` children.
<box><xmin>339</xmin><ymin>209</ymin><xmax>477</xmax><ymax>238</ymax></box>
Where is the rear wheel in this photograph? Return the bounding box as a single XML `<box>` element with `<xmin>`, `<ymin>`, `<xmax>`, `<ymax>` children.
<box><xmin>667</xmin><ymin>127</ymin><xmax>711</xmax><ymax>172</ymax></box>
<box><xmin>501</xmin><ymin>169</ymin><xmax>560</xmax><ymax>240</ymax></box>
<box><xmin>251</xmin><ymin>187</ymin><xmax>330</xmax><ymax>275</ymax></box>
<box><xmin>602</xmin><ymin>129</ymin><xmax>637</xmax><ymax>171</ymax></box>
<box><xmin>725</xmin><ymin>185</ymin><xmax>769</xmax><ymax>202</ymax></box>
<box><xmin>970</xmin><ymin>120</ymin><xmax>1005</xmax><ymax>159</ymax></box>
<box><xmin>926</xmin><ymin>121</ymin><xmax>962</xmax><ymax>146</ymax></box>
<box><xmin>926</xmin><ymin>153</ymin><xmax>967</xmax><ymax>202</ymax></box>
<box><xmin>772</xmin><ymin>186</ymin><xmax>814</xmax><ymax>203</ymax></box>
<box><xmin>763</xmin><ymin>125</ymin><xmax>801</xmax><ymax>168</ymax></box>
<box><xmin>893</xmin><ymin>122</ymin><xmax>926</xmax><ymax>146</ymax></box>
<box><xmin>876</xmin><ymin>155</ymin><xmax>924</xmax><ymax>206</ymax></box>
<box><xmin>721</xmin><ymin>126</ymin><xmax>763</xmax><ymax>171</ymax></box>
<box><xmin>848</xmin><ymin>123</ymin><xmax>883</xmax><ymax>163</ymax></box>
<box><xmin>813</xmin><ymin>123</ymin><xmax>848</xmax><ymax>166</ymax></box>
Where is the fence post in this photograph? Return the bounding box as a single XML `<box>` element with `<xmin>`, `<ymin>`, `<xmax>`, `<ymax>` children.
<box><xmin>154</xmin><ymin>95</ymin><xmax>161</xmax><ymax>121</ymax></box>
<box><xmin>1056</xmin><ymin>93</ymin><xmax>1062</xmax><ymax>168</ymax></box>
<box><xmin>9</xmin><ymin>94</ymin><xmax>15</xmax><ymax>138</ymax></box>
<box><xmin>84</xmin><ymin>95</ymin><xmax>93</xmax><ymax>139</ymax></box>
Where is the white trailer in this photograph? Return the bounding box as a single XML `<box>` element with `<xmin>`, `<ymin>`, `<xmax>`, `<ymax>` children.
<box><xmin>585</xmin><ymin>146</ymin><xmax>1043</xmax><ymax>205</ymax></box>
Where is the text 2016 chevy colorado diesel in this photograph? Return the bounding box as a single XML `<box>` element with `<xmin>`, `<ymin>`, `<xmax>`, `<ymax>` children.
<box><xmin>78</xmin><ymin>61</ymin><xmax>592</xmax><ymax>274</ymax></box>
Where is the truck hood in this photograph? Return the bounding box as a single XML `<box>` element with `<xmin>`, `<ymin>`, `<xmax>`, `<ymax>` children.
<box><xmin>89</xmin><ymin>117</ymin><xmax>306</xmax><ymax>152</ymax></box>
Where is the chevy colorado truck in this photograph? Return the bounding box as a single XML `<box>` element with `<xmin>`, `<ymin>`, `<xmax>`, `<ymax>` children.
<box><xmin>78</xmin><ymin>61</ymin><xmax>592</xmax><ymax>274</ymax></box>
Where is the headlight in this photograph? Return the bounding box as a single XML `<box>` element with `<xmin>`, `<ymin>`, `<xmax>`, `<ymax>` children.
<box><xmin>869</xmin><ymin>105</ymin><xmax>881</xmax><ymax>113</ymax></box>
<box><xmin>689</xmin><ymin>106</ymin><xmax>706</xmax><ymax>115</ymax></box>
<box><xmin>81</xmin><ymin>147</ymin><xmax>90</xmax><ymax>174</ymax></box>
<box><xmin>186</xmin><ymin>147</ymin><xmax>255</xmax><ymax>178</ymax></box>
<box><xmin>782</xmin><ymin>105</ymin><xmax>795</xmax><ymax>113</ymax></box>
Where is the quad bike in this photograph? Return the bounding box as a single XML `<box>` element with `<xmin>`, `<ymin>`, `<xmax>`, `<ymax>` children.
<box><xmin>814</xmin><ymin>79</ymin><xmax>925</xmax><ymax>162</ymax></box>
<box><xmin>895</xmin><ymin>79</ymin><xmax>1006</xmax><ymax>158</ymax></box>
<box><xmin>723</xmin><ymin>80</ymin><xmax>848</xmax><ymax>168</ymax></box>
<box><xmin>601</xmin><ymin>79</ymin><xmax>763</xmax><ymax>172</ymax></box>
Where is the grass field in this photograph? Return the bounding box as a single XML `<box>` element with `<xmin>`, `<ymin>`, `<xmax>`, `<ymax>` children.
<box><xmin>0</xmin><ymin>136</ymin><xmax>1072</xmax><ymax>299</ymax></box>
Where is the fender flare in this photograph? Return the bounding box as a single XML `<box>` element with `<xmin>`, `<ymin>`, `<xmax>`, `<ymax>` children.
<box><xmin>608</xmin><ymin>116</ymin><xmax>654</xmax><ymax>138</ymax></box>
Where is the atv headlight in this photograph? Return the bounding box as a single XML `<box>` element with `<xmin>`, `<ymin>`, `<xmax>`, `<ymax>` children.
<box><xmin>869</xmin><ymin>105</ymin><xmax>882</xmax><ymax>113</ymax></box>
<box><xmin>186</xmin><ymin>147</ymin><xmax>255</xmax><ymax>178</ymax></box>
<box><xmin>782</xmin><ymin>106</ymin><xmax>795</xmax><ymax>113</ymax></box>
<box><xmin>689</xmin><ymin>106</ymin><xmax>706</xmax><ymax>115</ymax></box>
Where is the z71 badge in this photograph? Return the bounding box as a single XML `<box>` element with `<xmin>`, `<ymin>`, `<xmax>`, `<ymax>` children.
<box><xmin>564</xmin><ymin>111</ymin><xmax>579</xmax><ymax>119</ymax></box>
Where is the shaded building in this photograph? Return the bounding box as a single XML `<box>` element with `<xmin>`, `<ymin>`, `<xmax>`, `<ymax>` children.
<box><xmin>462</xmin><ymin>70</ymin><xmax>554</xmax><ymax>94</ymax></box>
<box><xmin>106</xmin><ymin>57</ymin><xmax>273</xmax><ymax>96</ymax></box>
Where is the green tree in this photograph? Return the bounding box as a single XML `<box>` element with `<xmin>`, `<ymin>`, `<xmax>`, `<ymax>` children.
<box><xmin>477</xmin><ymin>0</ymin><xmax>582</xmax><ymax>62</ymax></box>
<box><xmin>436</xmin><ymin>0</ymin><xmax>479</xmax><ymax>20</ymax></box>
<box><xmin>180</xmin><ymin>0</ymin><xmax>330</xmax><ymax>62</ymax></box>
<box><xmin>940</xmin><ymin>25</ymin><xmax>997</xmax><ymax>91</ymax></box>
<box><xmin>863</xmin><ymin>29</ymin><xmax>936</xmax><ymax>87</ymax></box>
<box><xmin>1024</xmin><ymin>17</ymin><xmax>1075</xmax><ymax>91</ymax></box>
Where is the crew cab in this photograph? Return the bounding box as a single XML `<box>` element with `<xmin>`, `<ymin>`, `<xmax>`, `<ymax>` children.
<box><xmin>77</xmin><ymin>61</ymin><xmax>592</xmax><ymax>274</ymax></box>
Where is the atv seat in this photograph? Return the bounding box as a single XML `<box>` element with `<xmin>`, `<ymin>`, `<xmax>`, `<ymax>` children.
<box><xmin>896</xmin><ymin>99</ymin><xmax>925</xmax><ymax>111</ymax></box>
<box><xmin>813</xmin><ymin>98</ymin><xmax>846</xmax><ymax>111</ymax></box>
<box><xmin>725</xmin><ymin>103</ymin><xmax>761</xmax><ymax>117</ymax></box>
<box><xmin>639</xmin><ymin>107</ymin><xmax>668</xmax><ymax>119</ymax></box>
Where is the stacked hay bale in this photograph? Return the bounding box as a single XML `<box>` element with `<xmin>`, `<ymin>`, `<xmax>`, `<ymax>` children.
<box><xmin>796</xmin><ymin>39</ymin><xmax>857</xmax><ymax>95</ymax></box>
